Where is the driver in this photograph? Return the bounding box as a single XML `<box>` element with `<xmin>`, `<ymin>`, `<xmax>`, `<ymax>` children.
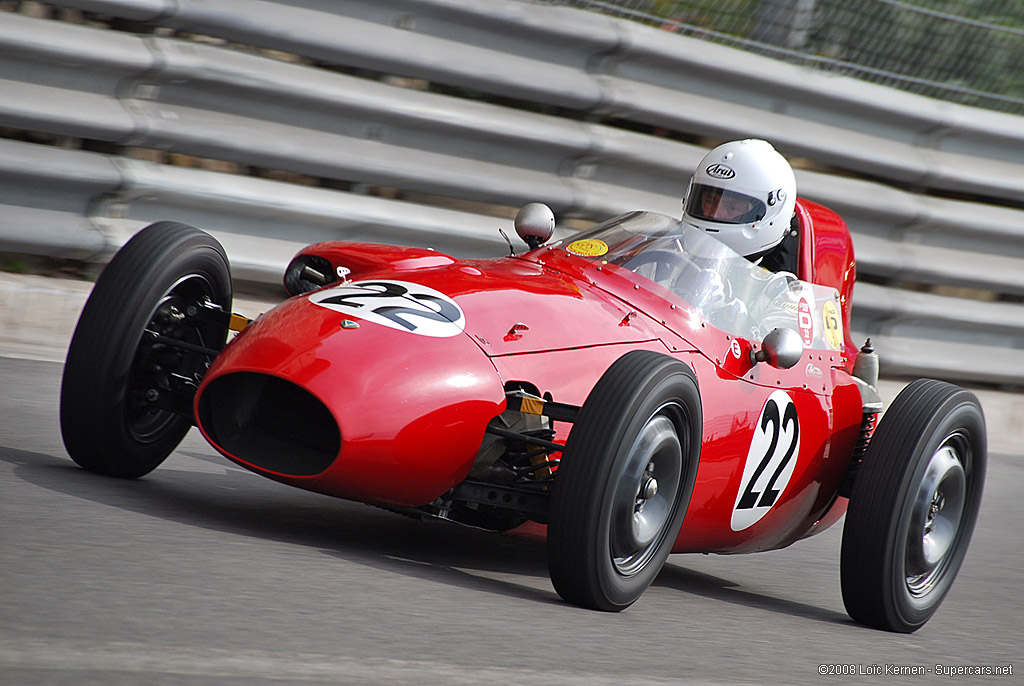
<box><xmin>681</xmin><ymin>139</ymin><xmax>799</xmax><ymax>274</ymax></box>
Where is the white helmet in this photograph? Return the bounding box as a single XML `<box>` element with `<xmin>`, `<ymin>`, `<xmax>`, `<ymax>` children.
<box><xmin>681</xmin><ymin>139</ymin><xmax>796</xmax><ymax>258</ymax></box>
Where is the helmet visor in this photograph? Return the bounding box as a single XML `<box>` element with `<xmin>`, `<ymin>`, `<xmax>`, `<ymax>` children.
<box><xmin>686</xmin><ymin>184</ymin><xmax>766</xmax><ymax>225</ymax></box>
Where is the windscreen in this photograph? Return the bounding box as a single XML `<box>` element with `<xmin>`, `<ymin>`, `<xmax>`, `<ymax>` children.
<box><xmin>557</xmin><ymin>212</ymin><xmax>844</xmax><ymax>350</ymax></box>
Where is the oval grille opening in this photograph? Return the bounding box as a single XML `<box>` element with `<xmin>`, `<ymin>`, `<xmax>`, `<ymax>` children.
<box><xmin>198</xmin><ymin>372</ymin><xmax>340</xmax><ymax>476</ymax></box>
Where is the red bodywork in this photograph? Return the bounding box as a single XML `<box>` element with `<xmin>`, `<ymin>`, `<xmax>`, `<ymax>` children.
<box><xmin>195</xmin><ymin>199</ymin><xmax>864</xmax><ymax>555</ymax></box>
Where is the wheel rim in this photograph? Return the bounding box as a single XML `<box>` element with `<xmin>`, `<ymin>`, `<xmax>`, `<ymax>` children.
<box><xmin>127</xmin><ymin>273</ymin><xmax>222</xmax><ymax>443</ymax></box>
<box><xmin>609</xmin><ymin>403</ymin><xmax>685</xmax><ymax>577</ymax></box>
<box><xmin>904</xmin><ymin>431</ymin><xmax>969</xmax><ymax>599</ymax></box>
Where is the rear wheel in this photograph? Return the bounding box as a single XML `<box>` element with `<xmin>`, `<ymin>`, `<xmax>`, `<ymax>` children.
<box><xmin>61</xmin><ymin>222</ymin><xmax>232</xmax><ymax>478</ymax></box>
<box><xmin>548</xmin><ymin>351</ymin><xmax>702</xmax><ymax>611</ymax></box>
<box><xmin>841</xmin><ymin>379</ymin><xmax>986</xmax><ymax>632</ymax></box>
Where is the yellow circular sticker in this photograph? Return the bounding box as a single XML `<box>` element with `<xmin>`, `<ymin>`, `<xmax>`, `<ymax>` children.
<box><xmin>823</xmin><ymin>300</ymin><xmax>843</xmax><ymax>350</ymax></box>
<box><xmin>566</xmin><ymin>239</ymin><xmax>609</xmax><ymax>257</ymax></box>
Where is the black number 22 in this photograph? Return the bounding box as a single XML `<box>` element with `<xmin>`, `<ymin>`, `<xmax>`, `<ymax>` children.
<box><xmin>736</xmin><ymin>398</ymin><xmax>799</xmax><ymax>509</ymax></box>
<box><xmin>321</xmin><ymin>281</ymin><xmax>461</xmax><ymax>332</ymax></box>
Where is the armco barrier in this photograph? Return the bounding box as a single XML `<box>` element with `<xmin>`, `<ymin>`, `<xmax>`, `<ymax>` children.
<box><xmin>1</xmin><ymin>1</ymin><xmax>1023</xmax><ymax>387</ymax></box>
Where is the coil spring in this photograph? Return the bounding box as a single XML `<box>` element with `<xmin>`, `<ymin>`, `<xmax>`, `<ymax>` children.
<box><xmin>853</xmin><ymin>412</ymin><xmax>878</xmax><ymax>462</ymax></box>
<box><xmin>839</xmin><ymin>411</ymin><xmax>878</xmax><ymax>498</ymax></box>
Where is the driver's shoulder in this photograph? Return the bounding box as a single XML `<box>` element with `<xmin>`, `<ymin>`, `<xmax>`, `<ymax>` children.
<box><xmin>754</xmin><ymin>216</ymin><xmax>800</xmax><ymax>274</ymax></box>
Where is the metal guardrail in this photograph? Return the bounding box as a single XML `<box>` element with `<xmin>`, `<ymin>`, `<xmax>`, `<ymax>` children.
<box><xmin>1</xmin><ymin>1</ymin><xmax>1023</xmax><ymax>387</ymax></box>
<box><xmin>548</xmin><ymin>0</ymin><xmax>1024</xmax><ymax>115</ymax></box>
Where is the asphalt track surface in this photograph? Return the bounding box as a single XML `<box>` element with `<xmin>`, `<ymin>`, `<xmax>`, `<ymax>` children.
<box><xmin>1</xmin><ymin>354</ymin><xmax>1021</xmax><ymax>685</ymax></box>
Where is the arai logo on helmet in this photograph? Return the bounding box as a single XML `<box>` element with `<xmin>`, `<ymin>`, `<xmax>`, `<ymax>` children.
<box><xmin>705</xmin><ymin>164</ymin><xmax>735</xmax><ymax>180</ymax></box>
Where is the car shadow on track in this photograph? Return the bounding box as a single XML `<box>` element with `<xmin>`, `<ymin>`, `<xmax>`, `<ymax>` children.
<box><xmin>4</xmin><ymin>443</ymin><xmax>848</xmax><ymax>625</ymax></box>
<box><xmin>654</xmin><ymin>564</ymin><xmax>850</xmax><ymax>626</ymax></box>
<box><xmin>2</xmin><ymin>444</ymin><xmax>554</xmax><ymax>583</ymax></box>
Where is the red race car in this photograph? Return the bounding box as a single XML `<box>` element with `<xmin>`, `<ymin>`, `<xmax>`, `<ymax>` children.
<box><xmin>60</xmin><ymin>198</ymin><xmax>985</xmax><ymax>633</ymax></box>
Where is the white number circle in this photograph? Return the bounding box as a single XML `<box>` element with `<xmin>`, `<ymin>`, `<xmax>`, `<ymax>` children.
<box><xmin>731</xmin><ymin>390</ymin><xmax>800</xmax><ymax>531</ymax></box>
<box><xmin>309</xmin><ymin>279</ymin><xmax>466</xmax><ymax>338</ymax></box>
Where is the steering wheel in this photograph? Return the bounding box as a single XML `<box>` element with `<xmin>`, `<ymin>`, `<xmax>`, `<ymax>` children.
<box><xmin>749</xmin><ymin>271</ymin><xmax>802</xmax><ymax>339</ymax></box>
<box><xmin>624</xmin><ymin>250</ymin><xmax>701</xmax><ymax>292</ymax></box>
<box><xmin>761</xmin><ymin>271</ymin><xmax>800</xmax><ymax>301</ymax></box>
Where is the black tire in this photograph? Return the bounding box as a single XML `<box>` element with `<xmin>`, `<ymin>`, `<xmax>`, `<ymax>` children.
<box><xmin>548</xmin><ymin>351</ymin><xmax>702</xmax><ymax>611</ymax></box>
<box><xmin>841</xmin><ymin>379</ymin><xmax>986</xmax><ymax>632</ymax></box>
<box><xmin>60</xmin><ymin>222</ymin><xmax>232</xmax><ymax>478</ymax></box>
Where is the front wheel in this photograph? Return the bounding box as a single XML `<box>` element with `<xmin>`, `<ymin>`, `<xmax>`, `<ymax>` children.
<box><xmin>840</xmin><ymin>379</ymin><xmax>986</xmax><ymax>632</ymax></box>
<box><xmin>548</xmin><ymin>351</ymin><xmax>702</xmax><ymax>611</ymax></box>
<box><xmin>60</xmin><ymin>222</ymin><xmax>232</xmax><ymax>478</ymax></box>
